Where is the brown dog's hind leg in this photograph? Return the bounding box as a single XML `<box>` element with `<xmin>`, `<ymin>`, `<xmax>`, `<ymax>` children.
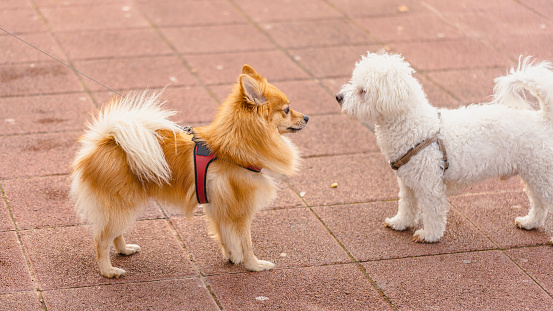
<box><xmin>113</xmin><ymin>235</ymin><xmax>141</xmax><ymax>256</ymax></box>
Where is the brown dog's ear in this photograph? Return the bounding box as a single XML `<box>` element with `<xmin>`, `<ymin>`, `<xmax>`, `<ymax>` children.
<box><xmin>242</xmin><ymin>64</ymin><xmax>261</xmax><ymax>79</ymax></box>
<box><xmin>239</xmin><ymin>74</ymin><xmax>266</xmax><ymax>106</ymax></box>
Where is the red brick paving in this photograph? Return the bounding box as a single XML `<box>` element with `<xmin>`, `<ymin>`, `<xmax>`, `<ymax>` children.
<box><xmin>2</xmin><ymin>0</ymin><xmax>553</xmax><ymax>310</ymax></box>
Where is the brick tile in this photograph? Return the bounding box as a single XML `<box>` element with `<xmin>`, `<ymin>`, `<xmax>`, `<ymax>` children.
<box><xmin>391</xmin><ymin>39</ymin><xmax>512</xmax><ymax>71</ymax></box>
<box><xmin>490</xmin><ymin>34</ymin><xmax>553</xmax><ymax>61</ymax></box>
<box><xmin>0</xmin><ymin>62</ymin><xmax>84</xmax><ymax>97</ymax></box>
<box><xmin>290</xmin><ymin>44</ymin><xmax>382</xmax><ymax>79</ymax></box>
<box><xmin>0</xmin><ymin>93</ymin><xmax>95</xmax><ymax>136</ymax></box>
<box><xmin>0</xmin><ymin>231</ymin><xmax>34</xmax><ymax>293</ymax></box>
<box><xmin>1</xmin><ymin>1</ymin><xmax>33</xmax><ymax>9</ymax></box>
<box><xmin>207</xmin><ymin>84</ymin><xmax>234</xmax><ymax>105</ymax></box>
<box><xmin>0</xmin><ymin>199</ymin><xmax>14</xmax><ymax>231</ymax></box>
<box><xmin>0</xmin><ymin>132</ymin><xmax>79</xmax><ymax>179</ymax></box>
<box><xmin>271</xmin><ymin>79</ymin><xmax>340</xmax><ymax>115</ymax></box>
<box><xmin>507</xmin><ymin>246</ymin><xmax>553</xmax><ymax>294</ymax></box>
<box><xmin>172</xmin><ymin>208</ymin><xmax>350</xmax><ymax>275</ymax></box>
<box><xmin>0</xmin><ymin>9</ymin><xmax>45</xmax><ymax>34</ymax></box>
<box><xmin>208</xmin><ymin>264</ymin><xmax>390</xmax><ymax>310</ymax></box>
<box><xmin>415</xmin><ymin>73</ymin><xmax>459</xmax><ymax>109</ymax></box>
<box><xmin>444</xmin><ymin>10</ymin><xmax>553</xmax><ymax>40</ymax></box>
<box><xmin>356</xmin><ymin>14</ymin><xmax>466</xmax><ymax>43</ymax></box>
<box><xmin>161</xmin><ymin>86</ymin><xmax>220</xmax><ymax>124</ymax></box>
<box><xmin>55</xmin><ymin>29</ymin><xmax>171</xmax><ymax>60</ymax></box>
<box><xmin>33</xmin><ymin>0</ymin><xmax>132</xmax><ymax>7</ymax></box>
<box><xmin>363</xmin><ymin>251</ymin><xmax>553</xmax><ymax>310</ymax></box>
<box><xmin>262</xmin><ymin>19</ymin><xmax>373</xmax><ymax>49</ymax></box>
<box><xmin>268</xmin><ymin>179</ymin><xmax>305</xmax><ymax>209</ymax></box>
<box><xmin>424</xmin><ymin>0</ymin><xmax>531</xmax><ymax>13</ymax></box>
<box><xmin>161</xmin><ymin>24</ymin><xmax>275</xmax><ymax>54</ymax></box>
<box><xmin>288</xmin><ymin>154</ymin><xmax>399</xmax><ymax>206</ymax></box>
<box><xmin>451</xmin><ymin>191</ymin><xmax>553</xmax><ymax>248</ymax></box>
<box><xmin>21</xmin><ymin>220</ymin><xmax>197</xmax><ymax>290</ymax></box>
<box><xmin>320</xmin><ymin>77</ymin><xmax>348</xmax><ymax>96</ymax></box>
<box><xmin>315</xmin><ymin>202</ymin><xmax>494</xmax><ymax>261</ymax></box>
<box><xmin>185</xmin><ymin>50</ymin><xmax>309</xmax><ymax>85</ymax></box>
<box><xmin>139</xmin><ymin>0</ymin><xmax>246</xmax><ymax>27</ymax></box>
<box><xmin>74</xmin><ymin>56</ymin><xmax>197</xmax><ymax>92</ymax></box>
<box><xmin>2</xmin><ymin>176</ymin><xmax>78</xmax><ymax>229</ymax></box>
<box><xmin>91</xmin><ymin>87</ymin><xmax>220</xmax><ymax>127</ymax></box>
<box><xmin>40</xmin><ymin>5</ymin><xmax>149</xmax><ymax>32</ymax></box>
<box><xmin>0</xmin><ymin>291</ymin><xmax>42</xmax><ymax>311</ymax></box>
<box><xmin>0</xmin><ymin>33</ymin><xmax>65</xmax><ymax>65</ymax></box>
<box><xmin>291</xmin><ymin>114</ymin><xmax>378</xmax><ymax>157</ymax></box>
<box><xmin>425</xmin><ymin>67</ymin><xmax>507</xmax><ymax>105</ymax></box>
<box><xmin>42</xmin><ymin>278</ymin><xmax>219</xmax><ymax>310</ymax></box>
<box><xmin>327</xmin><ymin>0</ymin><xmax>427</xmax><ymax>18</ymax></box>
<box><xmin>234</xmin><ymin>0</ymin><xmax>341</xmax><ymax>23</ymax></box>
<box><xmin>2</xmin><ymin>176</ymin><xmax>164</xmax><ymax>230</ymax></box>
<box><xmin>523</xmin><ymin>0</ymin><xmax>553</xmax><ymax>18</ymax></box>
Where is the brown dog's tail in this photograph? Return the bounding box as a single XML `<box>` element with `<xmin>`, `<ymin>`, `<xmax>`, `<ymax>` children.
<box><xmin>83</xmin><ymin>91</ymin><xmax>179</xmax><ymax>185</ymax></box>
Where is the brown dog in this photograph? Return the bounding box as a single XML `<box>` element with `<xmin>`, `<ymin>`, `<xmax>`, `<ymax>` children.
<box><xmin>71</xmin><ymin>65</ymin><xmax>309</xmax><ymax>278</ymax></box>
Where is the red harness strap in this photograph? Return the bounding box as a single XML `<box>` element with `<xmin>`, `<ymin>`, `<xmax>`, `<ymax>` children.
<box><xmin>194</xmin><ymin>142</ymin><xmax>217</xmax><ymax>204</ymax></box>
<box><xmin>193</xmin><ymin>140</ymin><xmax>262</xmax><ymax>204</ymax></box>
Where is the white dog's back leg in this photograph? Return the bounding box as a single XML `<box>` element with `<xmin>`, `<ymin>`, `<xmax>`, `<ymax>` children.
<box><xmin>516</xmin><ymin>178</ymin><xmax>550</xmax><ymax>230</ymax></box>
<box><xmin>385</xmin><ymin>178</ymin><xmax>419</xmax><ymax>230</ymax></box>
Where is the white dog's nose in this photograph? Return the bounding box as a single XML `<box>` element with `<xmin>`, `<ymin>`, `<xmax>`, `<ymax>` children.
<box><xmin>336</xmin><ymin>93</ymin><xmax>344</xmax><ymax>105</ymax></box>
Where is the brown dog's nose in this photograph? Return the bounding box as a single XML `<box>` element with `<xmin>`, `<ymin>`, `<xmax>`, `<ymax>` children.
<box><xmin>336</xmin><ymin>93</ymin><xmax>343</xmax><ymax>105</ymax></box>
<box><xmin>303</xmin><ymin>115</ymin><xmax>309</xmax><ymax>123</ymax></box>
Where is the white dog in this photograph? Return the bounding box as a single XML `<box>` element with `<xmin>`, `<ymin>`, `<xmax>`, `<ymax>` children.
<box><xmin>336</xmin><ymin>51</ymin><xmax>553</xmax><ymax>243</ymax></box>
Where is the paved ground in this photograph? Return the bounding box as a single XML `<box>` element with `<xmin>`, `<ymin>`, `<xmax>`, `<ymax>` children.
<box><xmin>2</xmin><ymin>0</ymin><xmax>553</xmax><ymax>310</ymax></box>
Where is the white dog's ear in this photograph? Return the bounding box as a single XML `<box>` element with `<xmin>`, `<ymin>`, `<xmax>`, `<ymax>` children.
<box><xmin>372</xmin><ymin>70</ymin><xmax>416</xmax><ymax>116</ymax></box>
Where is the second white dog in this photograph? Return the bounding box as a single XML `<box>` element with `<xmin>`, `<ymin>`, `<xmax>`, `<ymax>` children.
<box><xmin>336</xmin><ymin>51</ymin><xmax>553</xmax><ymax>243</ymax></box>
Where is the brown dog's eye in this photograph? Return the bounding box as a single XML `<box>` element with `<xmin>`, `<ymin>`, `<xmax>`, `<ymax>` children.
<box><xmin>284</xmin><ymin>107</ymin><xmax>290</xmax><ymax>114</ymax></box>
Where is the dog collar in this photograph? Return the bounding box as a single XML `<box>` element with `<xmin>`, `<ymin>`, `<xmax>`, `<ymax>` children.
<box><xmin>390</xmin><ymin>135</ymin><xmax>448</xmax><ymax>172</ymax></box>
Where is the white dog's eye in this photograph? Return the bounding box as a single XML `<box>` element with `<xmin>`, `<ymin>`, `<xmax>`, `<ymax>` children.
<box><xmin>358</xmin><ymin>88</ymin><xmax>366</xmax><ymax>96</ymax></box>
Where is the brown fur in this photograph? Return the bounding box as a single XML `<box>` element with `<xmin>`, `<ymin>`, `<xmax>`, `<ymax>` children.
<box><xmin>71</xmin><ymin>65</ymin><xmax>308</xmax><ymax>278</ymax></box>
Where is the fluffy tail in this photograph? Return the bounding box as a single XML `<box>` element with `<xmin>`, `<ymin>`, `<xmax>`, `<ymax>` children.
<box><xmin>78</xmin><ymin>90</ymin><xmax>178</xmax><ymax>185</ymax></box>
<box><xmin>493</xmin><ymin>56</ymin><xmax>553</xmax><ymax>119</ymax></box>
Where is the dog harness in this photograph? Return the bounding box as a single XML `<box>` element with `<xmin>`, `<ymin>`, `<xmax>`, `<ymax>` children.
<box><xmin>390</xmin><ymin>112</ymin><xmax>449</xmax><ymax>171</ymax></box>
<box><xmin>194</xmin><ymin>141</ymin><xmax>218</xmax><ymax>204</ymax></box>
<box><xmin>186</xmin><ymin>126</ymin><xmax>262</xmax><ymax>204</ymax></box>
<box><xmin>389</xmin><ymin>135</ymin><xmax>449</xmax><ymax>171</ymax></box>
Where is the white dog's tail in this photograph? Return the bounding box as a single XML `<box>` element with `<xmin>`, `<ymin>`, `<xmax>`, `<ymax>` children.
<box><xmin>78</xmin><ymin>91</ymin><xmax>178</xmax><ymax>185</ymax></box>
<box><xmin>493</xmin><ymin>56</ymin><xmax>553</xmax><ymax>119</ymax></box>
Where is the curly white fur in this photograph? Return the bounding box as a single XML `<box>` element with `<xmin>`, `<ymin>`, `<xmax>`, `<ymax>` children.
<box><xmin>338</xmin><ymin>51</ymin><xmax>553</xmax><ymax>243</ymax></box>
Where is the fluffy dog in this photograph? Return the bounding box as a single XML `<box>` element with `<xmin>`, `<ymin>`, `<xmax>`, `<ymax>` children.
<box><xmin>71</xmin><ymin>65</ymin><xmax>309</xmax><ymax>278</ymax></box>
<box><xmin>336</xmin><ymin>51</ymin><xmax>553</xmax><ymax>243</ymax></box>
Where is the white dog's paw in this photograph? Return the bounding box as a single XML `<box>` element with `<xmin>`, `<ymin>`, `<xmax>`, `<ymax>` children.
<box><xmin>118</xmin><ymin>244</ymin><xmax>141</xmax><ymax>256</ymax></box>
<box><xmin>515</xmin><ymin>216</ymin><xmax>540</xmax><ymax>230</ymax></box>
<box><xmin>101</xmin><ymin>267</ymin><xmax>127</xmax><ymax>279</ymax></box>
<box><xmin>384</xmin><ymin>216</ymin><xmax>415</xmax><ymax>231</ymax></box>
<box><xmin>244</xmin><ymin>259</ymin><xmax>275</xmax><ymax>272</ymax></box>
<box><xmin>413</xmin><ymin>229</ymin><xmax>442</xmax><ymax>243</ymax></box>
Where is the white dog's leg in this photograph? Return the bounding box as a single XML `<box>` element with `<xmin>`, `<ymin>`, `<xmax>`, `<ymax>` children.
<box><xmin>385</xmin><ymin>178</ymin><xmax>419</xmax><ymax>230</ymax></box>
<box><xmin>412</xmin><ymin>181</ymin><xmax>448</xmax><ymax>243</ymax></box>
<box><xmin>516</xmin><ymin>180</ymin><xmax>549</xmax><ymax>230</ymax></box>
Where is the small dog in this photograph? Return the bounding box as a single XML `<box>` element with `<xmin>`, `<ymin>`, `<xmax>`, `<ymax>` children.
<box><xmin>71</xmin><ymin>65</ymin><xmax>309</xmax><ymax>278</ymax></box>
<box><xmin>336</xmin><ymin>51</ymin><xmax>553</xmax><ymax>243</ymax></box>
